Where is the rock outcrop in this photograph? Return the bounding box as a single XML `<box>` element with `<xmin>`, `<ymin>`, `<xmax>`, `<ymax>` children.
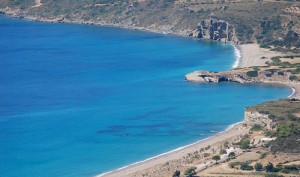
<box><xmin>185</xmin><ymin>70</ymin><xmax>253</xmax><ymax>83</ymax></box>
<box><xmin>244</xmin><ymin>110</ymin><xmax>276</xmax><ymax>130</ymax></box>
<box><xmin>190</xmin><ymin>19</ymin><xmax>238</xmax><ymax>43</ymax></box>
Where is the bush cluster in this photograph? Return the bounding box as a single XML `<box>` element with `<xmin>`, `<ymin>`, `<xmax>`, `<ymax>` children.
<box><xmin>230</xmin><ymin>161</ymin><xmax>299</xmax><ymax>175</ymax></box>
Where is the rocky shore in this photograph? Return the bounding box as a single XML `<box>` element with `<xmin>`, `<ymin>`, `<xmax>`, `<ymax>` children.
<box><xmin>185</xmin><ymin>68</ymin><xmax>300</xmax><ymax>99</ymax></box>
<box><xmin>0</xmin><ymin>6</ymin><xmax>238</xmax><ymax>44</ymax></box>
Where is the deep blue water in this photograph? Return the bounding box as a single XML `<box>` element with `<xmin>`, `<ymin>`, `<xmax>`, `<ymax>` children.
<box><xmin>0</xmin><ymin>15</ymin><xmax>291</xmax><ymax>177</ymax></box>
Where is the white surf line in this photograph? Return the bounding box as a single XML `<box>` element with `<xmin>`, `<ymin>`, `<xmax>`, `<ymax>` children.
<box><xmin>232</xmin><ymin>44</ymin><xmax>241</xmax><ymax>69</ymax></box>
<box><xmin>225</xmin><ymin>121</ymin><xmax>244</xmax><ymax>131</ymax></box>
<box><xmin>95</xmin><ymin>121</ymin><xmax>244</xmax><ymax>177</ymax></box>
<box><xmin>288</xmin><ymin>86</ymin><xmax>296</xmax><ymax>98</ymax></box>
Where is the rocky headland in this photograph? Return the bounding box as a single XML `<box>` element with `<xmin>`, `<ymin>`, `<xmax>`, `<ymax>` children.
<box><xmin>185</xmin><ymin>57</ymin><xmax>300</xmax><ymax>99</ymax></box>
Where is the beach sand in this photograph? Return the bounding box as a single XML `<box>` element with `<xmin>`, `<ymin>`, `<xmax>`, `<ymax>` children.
<box><xmin>234</xmin><ymin>42</ymin><xmax>300</xmax><ymax>98</ymax></box>
<box><xmin>97</xmin><ymin>123</ymin><xmax>249</xmax><ymax>177</ymax></box>
<box><xmin>238</xmin><ymin>43</ymin><xmax>284</xmax><ymax>68</ymax></box>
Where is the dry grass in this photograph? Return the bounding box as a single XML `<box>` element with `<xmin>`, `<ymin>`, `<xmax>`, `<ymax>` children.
<box><xmin>280</xmin><ymin>58</ymin><xmax>300</xmax><ymax>64</ymax></box>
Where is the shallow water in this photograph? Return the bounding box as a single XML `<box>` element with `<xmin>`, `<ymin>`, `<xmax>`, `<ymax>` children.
<box><xmin>0</xmin><ymin>15</ymin><xmax>291</xmax><ymax>177</ymax></box>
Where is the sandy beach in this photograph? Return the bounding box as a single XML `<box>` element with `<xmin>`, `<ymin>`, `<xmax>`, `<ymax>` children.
<box><xmin>97</xmin><ymin>123</ymin><xmax>249</xmax><ymax>177</ymax></box>
<box><xmin>238</xmin><ymin>43</ymin><xmax>284</xmax><ymax>68</ymax></box>
<box><xmin>238</xmin><ymin>43</ymin><xmax>300</xmax><ymax>99</ymax></box>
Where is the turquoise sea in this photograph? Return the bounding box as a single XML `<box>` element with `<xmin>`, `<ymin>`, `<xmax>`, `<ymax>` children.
<box><xmin>0</xmin><ymin>15</ymin><xmax>291</xmax><ymax>177</ymax></box>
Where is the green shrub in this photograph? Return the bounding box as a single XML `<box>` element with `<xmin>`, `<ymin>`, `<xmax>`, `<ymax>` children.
<box><xmin>239</xmin><ymin>138</ymin><xmax>251</xmax><ymax>149</ymax></box>
<box><xmin>268</xmin><ymin>114</ymin><xmax>276</xmax><ymax>120</ymax></box>
<box><xmin>240</xmin><ymin>162</ymin><xmax>254</xmax><ymax>171</ymax></box>
<box><xmin>229</xmin><ymin>162</ymin><xmax>240</xmax><ymax>168</ymax></box>
<box><xmin>255</xmin><ymin>163</ymin><xmax>263</xmax><ymax>171</ymax></box>
<box><xmin>289</xmin><ymin>75</ymin><xmax>298</xmax><ymax>81</ymax></box>
<box><xmin>172</xmin><ymin>170</ymin><xmax>180</xmax><ymax>177</ymax></box>
<box><xmin>184</xmin><ymin>167</ymin><xmax>196</xmax><ymax>177</ymax></box>
<box><xmin>281</xmin><ymin>165</ymin><xmax>298</xmax><ymax>173</ymax></box>
<box><xmin>260</xmin><ymin>152</ymin><xmax>268</xmax><ymax>159</ymax></box>
<box><xmin>271</xmin><ymin>57</ymin><xmax>281</xmax><ymax>65</ymax></box>
<box><xmin>228</xmin><ymin>152</ymin><xmax>236</xmax><ymax>159</ymax></box>
<box><xmin>288</xmin><ymin>113</ymin><xmax>298</xmax><ymax>121</ymax></box>
<box><xmin>277</xmin><ymin>71</ymin><xmax>284</xmax><ymax>76</ymax></box>
<box><xmin>291</xmin><ymin>68</ymin><xmax>300</xmax><ymax>74</ymax></box>
<box><xmin>264</xmin><ymin>130</ymin><xmax>275</xmax><ymax>137</ymax></box>
<box><xmin>276</xmin><ymin>123</ymin><xmax>300</xmax><ymax>138</ymax></box>
<box><xmin>260</xmin><ymin>44</ymin><xmax>270</xmax><ymax>48</ymax></box>
<box><xmin>251</xmin><ymin>124</ymin><xmax>262</xmax><ymax>131</ymax></box>
<box><xmin>280</xmin><ymin>168</ymin><xmax>291</xmax><ymax>173</ymax></box>
<box><xmin>212</xmin><ymin>155</ymin><xmax>221</xmax><ymax>163</ymax></box>
<box><xmin>265</xmin><ymin>162</ymin><xmax>274</xmax><ymax>172</ymax></box>
<box><xmin>246</xmin><ymin>71</ymin><xmax>258</xmax><ymax>77</ymax></box>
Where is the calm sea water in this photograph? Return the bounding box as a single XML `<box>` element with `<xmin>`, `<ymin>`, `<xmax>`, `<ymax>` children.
<box><xmin>0</xmin><ymin>15</ymin><xmax>291</xmax><ymax>177</ymax></box>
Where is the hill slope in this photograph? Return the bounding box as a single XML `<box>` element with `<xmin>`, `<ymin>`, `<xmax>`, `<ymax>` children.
<box><xmin>0</xmin><ymin>0</ymin><xmax>299</xmax><ymax>52</ymax></box>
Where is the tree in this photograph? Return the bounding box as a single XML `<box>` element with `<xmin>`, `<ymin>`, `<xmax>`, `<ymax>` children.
<box><xmin>240</xmin><ymin>162</ymin><xmax>254</xmax><ymax>171</ymax></box>
<box><xmin>184</xmin><ymin>167</ymin><xmax>196</xmax><ymax>177</ymax></box>
<box><xmin>240</xmin><ymin>138</ymin><xmax>250</xmax><ymax>149</ymax></box>
<box><xmin>254</xmin><ymin>163</ymin><xmax>263</xmax><ymax>171</ymax></box>
<box><xmin>228</xmin><ymin>152</ymin><xmax>235</xmax><ymax>159</ymax></box>
<box><xmin>265</xmin><ymin>162</ymin><xmax>274</xmax><ymax>172</ymax></box>
<box><xmin>246</xmin><ymin>71</ymin><xmax>258</xmax><ymax>77</ymax></box>
<box><xmin>172</xmin><ymin>170</ymin><xmax>180</xmax><ymax>177</ymax></box>
<box><xmin>212</xmin><ymin>155</ymin><xmax>221</xmax><ymax>163</ymax></box>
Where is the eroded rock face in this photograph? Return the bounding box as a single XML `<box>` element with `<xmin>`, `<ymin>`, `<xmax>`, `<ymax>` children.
<box><xmin>190</xmin><ymin>19</ymin><xmax>237</xmax><ymax>43</ymax></box>
<box><xmin>244</xmin><ymin>110</ymin><xmax>276</xmax><ymax>130</ymax></box>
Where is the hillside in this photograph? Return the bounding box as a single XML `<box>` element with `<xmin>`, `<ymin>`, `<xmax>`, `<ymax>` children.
<box><xmin>0</xmin><ymin>0</ymin><xmax>299</xmax><ymax>52</ymax></box>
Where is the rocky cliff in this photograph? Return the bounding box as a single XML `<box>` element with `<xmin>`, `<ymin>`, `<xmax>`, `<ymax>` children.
<box><xmin>190</xmin><ymin>19</ymin><xmax>237</xmax><ymax>43</ymax></box>
<box><xmin>244</xmin><ymin>110</ymin><xmax>276</xmax><ymax>130</ymax></box>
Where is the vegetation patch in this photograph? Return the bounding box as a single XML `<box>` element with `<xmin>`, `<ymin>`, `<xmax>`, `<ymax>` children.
<box><xmin>247</xmin><ymin>99</ymin><xmax>300</xmax><ymax>153</ymax></box>
<box><xmin>246</xmin><ymin>71</ymin><xmax>258</xmax><ymax>77</ymax></box>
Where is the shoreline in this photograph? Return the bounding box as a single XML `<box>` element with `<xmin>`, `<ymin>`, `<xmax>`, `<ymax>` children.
<box><xmin>0</xmin><ymin>11</ymin><xmax>296</xmax><ymax>177</ymax></box>
<box><xmin>92</xmin><ymin>19</ymin><xmax>246</xmax><ymax>177</ymax></box>
<box><xmin>0</xmin><ymin>10</ymin><xmax>190</xmax><ymax>38</ymax></box>
<box><xmin>264</xmin><ymin>81</ymin><xmax>300</xmax><ymax>99</ymax></box>
<box><xmin>97</xmin><ymin>82</ymin><xmax>297</xmax><ymax>177</ymax></box>
<box><xmin>232</xmin><ymin>44</ymin><xmax>242</xmax><ymax>68</ymax></box>
<box><xmin>97</xmin><ymin>122</ymin><xmax>248</xmax><ymax>177</ymax></box>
